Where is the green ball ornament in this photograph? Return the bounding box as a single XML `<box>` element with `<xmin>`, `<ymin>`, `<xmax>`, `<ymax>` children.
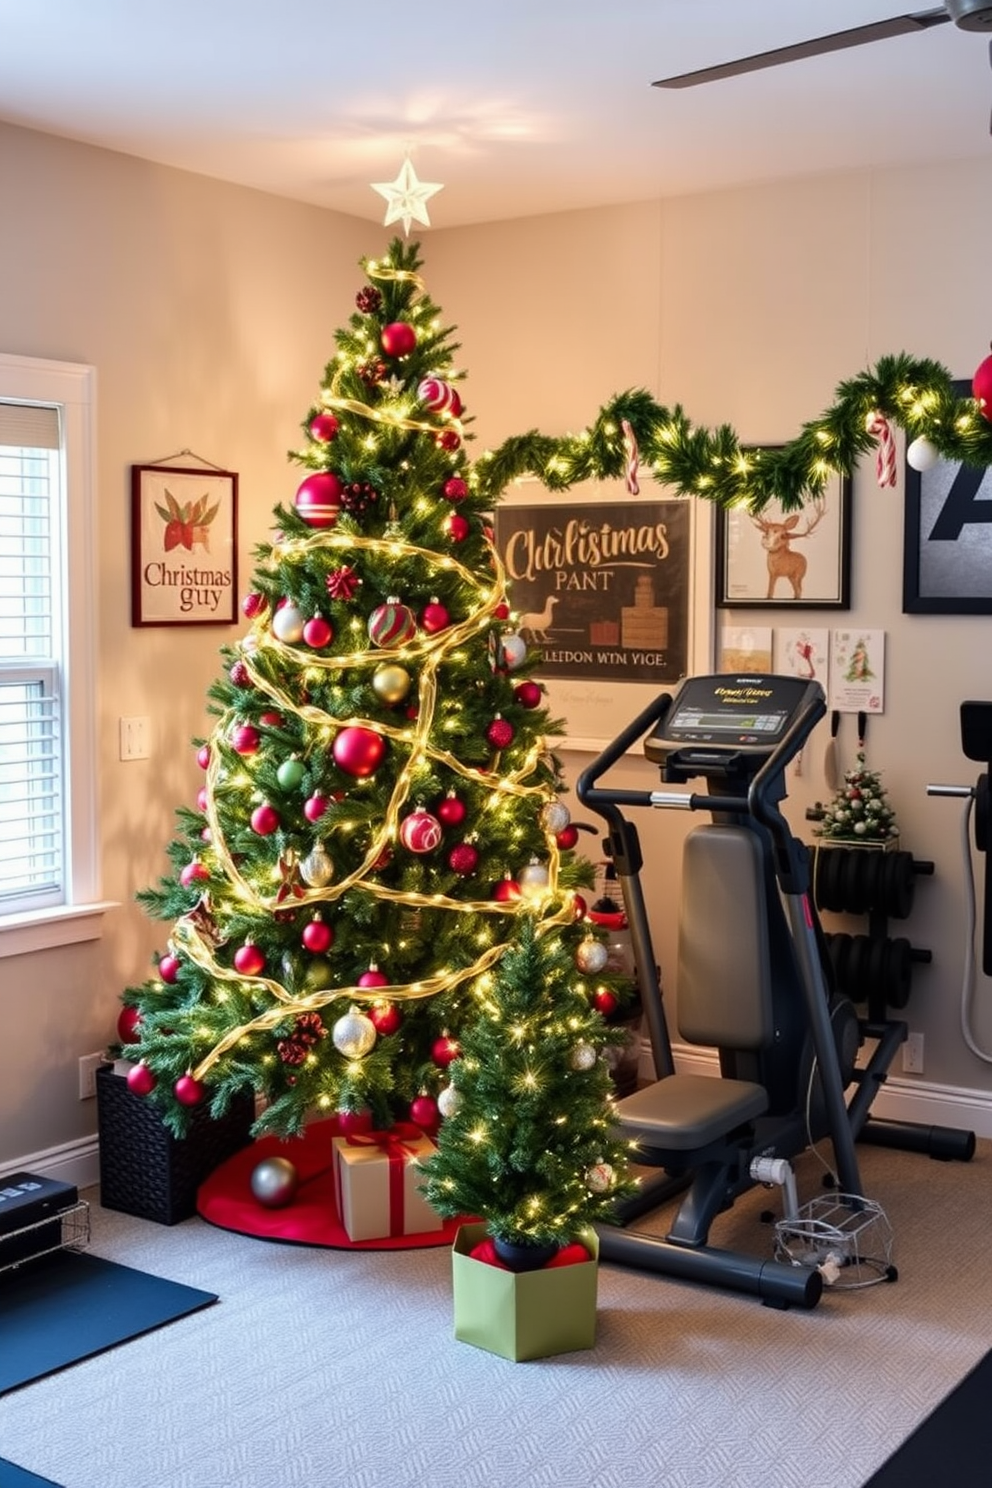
<box><xmin>276</xmin><ymin>758</ymin><xmax>306</xmax><ymax>791</ymax></box>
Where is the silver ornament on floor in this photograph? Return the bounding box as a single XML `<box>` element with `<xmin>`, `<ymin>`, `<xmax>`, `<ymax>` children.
<box><xmin>250</xmin><ymin>1156</ymin><xmax>299</xmax><ymax>1208</ymax></box>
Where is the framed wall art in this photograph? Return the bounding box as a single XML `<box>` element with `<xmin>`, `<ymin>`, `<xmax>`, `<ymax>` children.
<box><xmin>903</xmin><ymin>380</ymin><xmax>992</xmax><ymax>614</ymax></box>
<box><xmin>715</xmin><ymin>469</ymin><xmax>852</xmax><ymax>610</ymax></box>
<box><xmin>131</xmin><ymin>462</ymin><xmax>239</xmax><ymax>626</ymax></box>
<box><xmin>492</xmin><ymin>478</ymin><xmax>713</xmax><ymax>751</ymax></box>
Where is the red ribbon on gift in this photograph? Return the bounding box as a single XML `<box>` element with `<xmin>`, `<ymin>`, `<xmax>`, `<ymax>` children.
<box><xmin>345</xmin><ymin>1123</ymin><xmax>424</xmax><ymax>1237</ymax></box>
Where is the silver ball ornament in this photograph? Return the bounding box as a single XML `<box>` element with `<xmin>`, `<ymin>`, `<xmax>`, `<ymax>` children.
<box><xmin>575</xmin><ymin>938</ymin><xmax>609</xmax><ymax>975</ymax></box>
<box><xmin>332</xmin><ymin>1006</ymin><xmax>377</xmax><ymax>1058</ymax></box>
<box><xmin>300</xmin><ymin>843</ymin><xmax>335</xmax><ymax>888</ymax></box>
<box><xmin>437</xmin><ymin>1084</ymin><xmax>463</xmax><ymax>1118</ymax></box>
<box><xmin>518</xmin><ymin>858</ymin><xmax>550</xmax><ymax>894</ymax></box>
<box><xmin>272</xmin><ymin>602</ymin><xmax>306</xmax><ymax>643</ymax></box>
<box><xmin>250</xmin><ymin>1156</ymin><xmax>299</xmax><ymax>1208</ymax></box>
<box><xmin>500</xmin><ymin>633</ymin><xmax>527</xmax><ymax>670</ymax></box>
<box><xmin>540</xmin><ymin>800</ymin><xmax>571</xmax><ymax>836</ymax></box>
<box><xmin>570</xmin><ymin>1042</ymin><xmax>598</xmax><ymax>1071</ymax></box>
<box><xmin>585</xmin><ymin>1162</ymin><xmax>614</xmax><ymax>1194</ymax></box>
<box><xmin>907</xmin><ymin>436</ymin><xmax>939</xmax><ymax>472</ymax></box>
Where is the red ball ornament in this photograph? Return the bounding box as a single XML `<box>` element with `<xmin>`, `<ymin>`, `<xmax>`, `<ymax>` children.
<box><xmin>127</xmin><ymin>1062</ymin><xmax>156</xmax><ymax>1097</ymax></box>
<box><xmin>230</xmin><ymin>723</ymin><xmax>260</xmax><ymax>755</ymax></box>
<box><xmin>418</xmin><ymin>376</ymin><xmax>461</xmax><ymax>413</ymax></box>
<box><xmin>302</xmin><ymin>916</ymin><xmax>334</xmax><ymax>954</ymax></box>
<box><xmin>368</xmin><ymin>599</ymin><xmax>417</xmax><ymax>648</ymax></box>
<box><xmin>436</xmin><ymin>429</ymin><xmax>461</xmax><ymax>451</ymax></box>
<box><xmin>337</xmin><ymin>1106</ymin><xmax>374</xmax><ymax>1136</ymax></box>
<box><xmin>295</xmin><ymin>471</ymin><xmax>343</xmax><ymax>529</ymax></box>
<box><xmin>250</xmin><ymin>802</ymin><xmax>281</xmax><ymax>835</ymax></box>
<box><xmin>259</xmin><ymin>710</ymin><xmax>284</xmax><ymax>728</ymax></box>
<box><xmin>158</xmin><ymin>953</ymin><xmax>180</xmax><ymax>984</ymax></box>
<box><xmin>229</xmin><ymin>659</ymin><xmax>251</xmax><ymax>687</ymax></box>
<box><xmin>358</xmin><ymin>965</ymin><xmax>390</xmax><ymax>989</ymax></box>
<box><xmin>369</xmin><ymin>1001</ymin><xmax>403</xmax><ymax>1036</ymax></box>
<box><xmin>242</xmin><ymin>591</ymin><xmax>268</xmax><ymax>620</ymax></box>
<box><xmin>446</xmin><ymin>512</ymin><xmax>470</xmax><ymax>542</ymax></box>
<box><xmin>515</xmin><ymin>680</ymin><xmax>543</xmax><ymax>709</ymax></box>
<box><xmin>436</xmin><ymin>792</ymin><xmax>467</xmax><ymax>827</ymax></box>
<box><xmin>443</xmin><ymin>477</ymin><xmax>468</xmax><ymax>502</ymax></box>
<box><xmin>196</xmin><ymin>787</ymin><xmax>209</xmax><ymax>812</ymax></box>
<box><xmin>572</xmin><ymin>893</ymin><xmax>588</xmax><ymax>920</ymax></box>
<box><xmin>196</xmin><ymin>744</ymin><xmax>211</xmax><ymax>770</ymax></box>
<box><xmin>309</xmin><ymin>412</ymin><xmax>339</xmax><ymax>443</ymax></box>
<box><xmin>420</xmin><ymin>599</ymin><xmax>450</xmax><ymax>634</ymax></box>
<box><xmin>381</xmin><ymin>321</ymin><xmax>417</xmax><ymax>358</ymax></box>
<box><xmin>399</xmin><ymin>809</ymin><xmax>443</xmax><ymax>854</ymax></box>
<box><xmin>494</xmin><ymin>602</ymin><xmax>510</xmax><ymax>620</ymax></box>
<box><xmin>448</xmin><ymin>841</ymin><xmax>479</xmax><ymax>877</ymax></box>
<box><xmin>303</xmin><ymin>615</ymin><xmax>333</xmax><ymax>648</ymax></box>
<box><xmin>593</xmin><ymin>988</ymin><xmax>619</xmax><ymax>1018</ymax></box>
<box><xmin>556</xmin><ymin>824</ymin><xmax>580</xmax><ymax>850</ymax></box>
<box><xmin>175</xmin><ymin>1074</ymin><xmax>206</xmax><ymax>1107</ymax></box>
<box><xmin>492</xmin><ymin>875</ymin><xmax>522</xmax><ymax>903</ymax></box>
<box><xmin>333</xmin><ymin>726</ymin><xmax>386</xmax><ymax>778</ymax></box>
<box><xmin>234</xmin><ymin>942</ymin><xmax>266</xmax><ymax>976</ymax></box>
<box><xmin>431</xmin><ymin>1035</ymin><xmax>460</xmax><ymax>1068</ymax></box>
<box><xmin>117</xmin><ymin>1005</ymin><xmax>141</xmax><ymax>1044</ymax></box>
<box><xmin>410</xmin><ymin>1093</ymin><xmax>440</xmax><ymax>1131</ymax></box>
<box><xmin>975</xmin><ymin>348</ymin><xmax>992</xmax><ymax>420</ymax></box>
<box><xmin>487</xmin><ymin>716</ymin><xmax>515</xmax><ymax>749</ymax></box>
<box><xmin>180</xmin><ymin>860</ymin><xmax>210</xmax><ymax>888</ymax></box>
<box><xmin>304</xmin><ymin>793</ymin><xmax>329</xmax><ymax>823</ymax></box>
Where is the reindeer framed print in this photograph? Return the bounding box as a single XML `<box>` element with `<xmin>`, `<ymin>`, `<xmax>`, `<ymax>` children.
<box><xmin>715</xmin><ymin>470</ymin><xmax>852</xmax><ymax>610</ymax></box>
<box><xmin>131</xmin><ymin>462</ymin><xmax>239</xmax><ymax>626</ymax></box>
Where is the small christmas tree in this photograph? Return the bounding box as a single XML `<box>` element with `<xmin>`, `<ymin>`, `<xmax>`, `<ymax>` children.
<box><xmin>814</xmin><ymin>751</ymin><xmax>899</xmax><ymax>843</ymax></box>
<box><xmin>419</xmin><ymin>914</ymin><xmax>636</xmax><ymax>1251</ymax></box>
<box><xmin>118</xmin><ymin>239</ymin><xmax>608</xmax><ymax>1142</ymax></box>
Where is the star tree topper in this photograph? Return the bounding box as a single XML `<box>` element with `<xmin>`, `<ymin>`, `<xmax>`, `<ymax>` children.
<box><xmin>371</xmin><ymin>157</ymin><xmax>444</xmax><ymax>235</ymax></box>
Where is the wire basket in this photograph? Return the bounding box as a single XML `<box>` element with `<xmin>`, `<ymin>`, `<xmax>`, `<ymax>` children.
<box><xmin>774</xmin><ymin>1193</ymin><xmax>897</xmax><ymax>1289</ymax></box>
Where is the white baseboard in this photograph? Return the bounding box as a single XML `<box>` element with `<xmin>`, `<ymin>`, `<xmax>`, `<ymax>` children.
<box><xmin>3</xmin><ymin>1135</ymin><xmax>100</xmax><ymax>1191</ymax></box>
<box><xmin>649</xmin><ymin>1040</ymin><xmax>992</xmax><ymax>1139</ymax></box>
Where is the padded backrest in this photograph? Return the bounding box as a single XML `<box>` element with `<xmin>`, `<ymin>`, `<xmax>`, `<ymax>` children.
<box><xmin>677</xmin><ymin>824</ymin><xmax>774</xmax><ymax>1050</ymax></box>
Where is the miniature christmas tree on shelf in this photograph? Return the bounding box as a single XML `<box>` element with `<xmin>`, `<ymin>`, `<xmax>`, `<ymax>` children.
<box><xmin>118</xmin><ymin>240</ymin><xmax>630</xmax><ymax>1171</ymax></box>
<box><xmin>814</xmin><ymin>752</ymin><xmax>899</xmax><ymax>844</ymax></box>
<box><xmin>419</xmin><ymin>913</ymin><xmax>636</xmax><ymax>1259</ymax></box>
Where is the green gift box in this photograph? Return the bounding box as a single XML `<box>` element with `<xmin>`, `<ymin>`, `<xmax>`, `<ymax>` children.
<box><xmin>451</xmin><ymin>1222</ymin><xmax>599</xmax><ymax>1362</ymax></box>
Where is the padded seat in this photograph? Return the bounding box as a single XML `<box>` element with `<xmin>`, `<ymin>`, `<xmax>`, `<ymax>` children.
<box><xmin>614</xmin><ymin>1073</ymin><xmax>768</xmax><ymax>1152</ymax></box>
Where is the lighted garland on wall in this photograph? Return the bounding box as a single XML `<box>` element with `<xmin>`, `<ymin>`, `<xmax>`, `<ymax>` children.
<box><xmin>474</xmin><ymin>352</ymin><xmax>992</xmax><ymax>511</ymax></box>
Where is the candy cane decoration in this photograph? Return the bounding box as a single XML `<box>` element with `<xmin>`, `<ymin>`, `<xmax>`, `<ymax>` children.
<box><xmin>865</xmin><ymin>410</ymin><xmax>897</xmax><ymax>488</ymax></box>
<box><xmin>621</xmin><ymin>418</ymin><xmax>640</xmax><ymax>495</ymax></box>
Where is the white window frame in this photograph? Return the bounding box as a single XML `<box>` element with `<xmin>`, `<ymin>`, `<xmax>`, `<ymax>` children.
<box><xmin>0</xmin><ymin>353</ymin><xmax>116</xmax><ymax>958</ymax></box>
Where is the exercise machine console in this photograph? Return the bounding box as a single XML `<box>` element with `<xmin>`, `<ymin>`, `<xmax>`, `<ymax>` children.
<box><xmin>577</xmin><ymin>673</ymin><xmax>974</xmax><ymax>1309</ymax></box>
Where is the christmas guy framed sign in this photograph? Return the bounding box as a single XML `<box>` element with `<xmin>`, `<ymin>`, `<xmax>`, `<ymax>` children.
<box><xmin>131</xmin><ymin>462</ymin><xmax>239</xmax><ymax>626</ymax></box>
<box><xmin>903</xmin><ymin>380</ymin><xmax>992</xmax><ymax>614</ymax></box>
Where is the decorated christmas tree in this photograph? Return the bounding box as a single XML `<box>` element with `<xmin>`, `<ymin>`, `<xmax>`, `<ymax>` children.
<box><xmin>814</xmin><ymin>751</ymin><xmax>899</xmax><ymax>843</ymax></box>
<box><xmin>420</xmin><ymin>913</ymin><xmax>636</xmax><ymax>1251</ymax></box>
<box><xmin>118</xmin><ymin>239</ymin><xmax>628</xmax><ymax>1183</ymax></box>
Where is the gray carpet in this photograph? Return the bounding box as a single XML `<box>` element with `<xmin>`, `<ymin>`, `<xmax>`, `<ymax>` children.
<box><xmin>2</xmin><ymin>1137</ymin><xmax>991</xmax><ymax>1488</ymax></box>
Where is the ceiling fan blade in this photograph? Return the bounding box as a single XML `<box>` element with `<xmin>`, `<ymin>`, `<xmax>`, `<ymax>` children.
<box><xmin>653</xmin><ymin>9</ymin><xmax>951</xmax><ymax>89</ymax></box>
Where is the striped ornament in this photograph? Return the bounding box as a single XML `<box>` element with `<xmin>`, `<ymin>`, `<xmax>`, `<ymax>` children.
<box><xmin>417</xmin><ymin>377</ymin><xmax>463</xmax><ymax>417</ymax></box>
<box><xmin>368</xmin><ymin>599</ymin><xmax>417</xmax><ymax>648</ymax></box>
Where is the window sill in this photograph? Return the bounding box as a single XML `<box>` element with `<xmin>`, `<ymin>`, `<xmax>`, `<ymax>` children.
<box><xmin>0</xmin><ymin>901</ymin><xmax>120</xmax><ymax>960</ymax></box>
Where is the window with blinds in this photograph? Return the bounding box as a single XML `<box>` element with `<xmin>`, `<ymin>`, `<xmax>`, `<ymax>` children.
<box><xmin>0</xmin><ymin>401</ymin><xmax>65</xmax><ymax>912</ymax></box>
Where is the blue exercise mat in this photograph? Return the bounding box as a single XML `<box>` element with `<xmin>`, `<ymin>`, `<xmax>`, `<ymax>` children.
<box><xmin>0</xmin><ymin>1459</ymin><xmax>63</xmax><ymax>1488</ymax></box>
<box><xmin>0</xmin><ymin>1249</ymin><xmax>217</xmax><ymax>1395</ymax></box>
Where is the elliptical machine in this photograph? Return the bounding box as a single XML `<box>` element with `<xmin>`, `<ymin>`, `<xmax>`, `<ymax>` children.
<box><xmin>577</xmin><ymin>673</ymin><xmax>974</xmax><ymax>1310</ymax></box>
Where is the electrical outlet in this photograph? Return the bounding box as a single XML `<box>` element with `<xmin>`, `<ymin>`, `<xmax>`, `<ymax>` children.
<box><xmin>902</xmin><ymin>1032</ymin><xmax>925</xmax><ymax>1075</ymax></box>
<box><xmin>78</xmin><ymin>1052</ymin><xmax>105</xmax><ymax>1100</ymax></box>
<box><xmin>119</xmin><ymin>716</ymin><xmax>150</xmax><ymax>761</ymax></box>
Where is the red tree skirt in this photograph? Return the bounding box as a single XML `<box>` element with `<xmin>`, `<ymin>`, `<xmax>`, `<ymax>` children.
<box><xmin>197</xmin><ymin>1117</ymin><xmax>467</xmax><ymax>1251</ymax></box>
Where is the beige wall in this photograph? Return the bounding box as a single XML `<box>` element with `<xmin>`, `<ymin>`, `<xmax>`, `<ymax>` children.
<box><xmin>3</xmin><ymin>117</ymin><xmax>992</xmax><ymax>1171</ymax></box>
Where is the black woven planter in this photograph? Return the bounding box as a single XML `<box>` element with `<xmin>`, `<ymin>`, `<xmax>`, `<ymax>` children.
<box><xmin>96</xmin><ymin>1065</ymin><xmax>255</xmax><ymax>1225</ymax></box>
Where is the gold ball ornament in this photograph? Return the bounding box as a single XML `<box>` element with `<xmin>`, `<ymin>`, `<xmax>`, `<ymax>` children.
<box><xmin>300</xmin><ymin>843</ymin><xmax>335</xmax><ymax>888</ymax></box>
<box><xmin>332</xmin><ymin>1006</ymin><xmax>377</xmax><ymax>1059</ymax></box>
<box><xmin>372</xmin><ymin>663</ymin><xmax>412</xmax><ymax>704</ymax></box>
